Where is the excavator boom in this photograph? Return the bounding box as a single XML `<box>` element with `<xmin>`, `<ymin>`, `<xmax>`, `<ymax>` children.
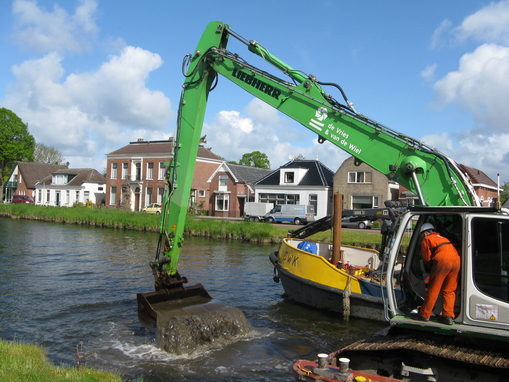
<box><xmin>155</xmin><ymin>21</ymin><xmax>480</xmax><ymax>283</ymax></box>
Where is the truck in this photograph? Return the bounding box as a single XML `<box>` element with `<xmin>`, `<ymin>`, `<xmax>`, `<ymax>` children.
<box><xmin>264</xmin><ymin>204</ymin><xmax>315</xmax><ymax>225</ymax></box>
<box><xmin>244</xmin><ymin>202</ymin><xmax>272</xmax><ymax>221</ymax></box>
<box><xmin>137</xmin><ymin>20</ymin><xmax>509</xmax><ymax>375</ymax></box>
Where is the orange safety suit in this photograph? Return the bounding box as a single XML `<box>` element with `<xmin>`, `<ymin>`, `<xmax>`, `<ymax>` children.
<box><xmin>418</xmin><ymin>232</ymin><xmax>460</xmax><ymax>319</ymax></box>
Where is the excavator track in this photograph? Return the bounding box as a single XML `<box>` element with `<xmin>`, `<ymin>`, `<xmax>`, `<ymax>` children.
<box><xmin>337</xmin><ymin>325</ymin><xmax>509</xmax><ymax>369</ymax></box>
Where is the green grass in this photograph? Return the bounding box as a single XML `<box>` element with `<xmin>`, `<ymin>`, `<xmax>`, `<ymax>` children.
<box><xmin>0</xmin><ymin>204</ymin><xmax>409</xmax><ymax>248</ymax></box>
<box><xmin>0</xmin><ymin>339</ymin><xmax>122</xmax><ymax>382</ymax></box>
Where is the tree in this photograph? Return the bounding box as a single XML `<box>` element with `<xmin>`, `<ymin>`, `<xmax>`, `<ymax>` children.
<box><xmin>34</xmin><ymin>143</ymin><xmax>65</xmax><ymax>165</ymax></box>
<box><xmin>238</xmin><ymin>151</ymin><xmax>270</xmax><ymax>169</ymax></box>
<box><xmin>0</xmin><ymin>108</ymin><xmax>35</xmax><ymax>201</ymax></box>
<box><xmin>501</xmin><ymin>181</ymin><xmax>509</xmax><ymax>203</ymax></box>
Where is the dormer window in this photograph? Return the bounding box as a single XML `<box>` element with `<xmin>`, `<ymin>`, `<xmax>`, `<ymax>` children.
<box><xmin>284</xmin><ymin>172</ymin><xmax>295</xmax><ymax>183</ymax></box>
<box><xmin>53</xmin><ymin>174</ymin><xmax>67</xmax><ymax>185</ymax></box>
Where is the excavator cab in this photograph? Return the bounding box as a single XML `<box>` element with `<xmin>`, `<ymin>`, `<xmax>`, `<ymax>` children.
<box><xmin>387</xmin><ymin>206</ymin><xmax>509</xmax><ymax>341</ymax></box>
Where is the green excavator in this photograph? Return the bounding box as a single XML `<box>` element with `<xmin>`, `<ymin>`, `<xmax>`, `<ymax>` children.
<box><xmin>137</xmin><ymin>23</ymin><xmax>509</xmax><ymax>374</ymax></box>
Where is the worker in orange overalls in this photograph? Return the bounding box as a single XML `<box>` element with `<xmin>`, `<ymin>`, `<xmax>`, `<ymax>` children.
<box><xmin>415</xmin><ymin>223</ymin><xmax>460</xmax><ymax>325</ymax></box>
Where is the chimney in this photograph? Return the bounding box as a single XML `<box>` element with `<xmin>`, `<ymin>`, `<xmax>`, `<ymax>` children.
<box><xmin>137</xmin><ymin>138</ymin><xmax>144</xmax><ymax>142</ymax></box>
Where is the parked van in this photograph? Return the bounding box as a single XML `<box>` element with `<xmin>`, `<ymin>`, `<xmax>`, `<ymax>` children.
<box><xmin>264</xmin><ymin>204</ymin><xmax>315</xmax><ymax>225</ymax></box>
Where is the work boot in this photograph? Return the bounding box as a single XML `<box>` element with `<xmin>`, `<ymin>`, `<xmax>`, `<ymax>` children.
<box><xmin>411</xmin><ymin>313</ymin><xmax>429</xmax><ymax>322</ymax></box>
<box><xmin>438</xmin><ymin>315</ymin><xmax>453</xmax><ymax>325</ymax></box>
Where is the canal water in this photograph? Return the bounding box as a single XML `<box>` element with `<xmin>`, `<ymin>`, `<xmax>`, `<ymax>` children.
<box><xmin>0</xmin><ymin>218</ymin><xmax>386</xmax><ymax>381</ymax></box>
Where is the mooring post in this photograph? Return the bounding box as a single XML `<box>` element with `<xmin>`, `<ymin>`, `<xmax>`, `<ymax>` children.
<box><xmin>332</xmin><ymin>192</ymin><xmax>343</xmax><ymax>265</ymax></box>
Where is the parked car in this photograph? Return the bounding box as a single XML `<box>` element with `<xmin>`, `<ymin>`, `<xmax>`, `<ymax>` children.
<box><xmin>12</xmin><ymin>195</ymin><xmax>34</xmax><ymax>204</ymax></box>
<box><xmin>341</xmin><ymin>217</ymin><xmax>372</xmax><ymax>229</ymax></box>
<box><xmin>142</xmin><ymin>203</ymin><xmax>162</xmax><ymax>215</ymax></box>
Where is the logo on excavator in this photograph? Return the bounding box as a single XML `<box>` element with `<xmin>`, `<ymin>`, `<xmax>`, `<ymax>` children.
<box><xmin>231</xmin><ymin>68</ymin><xmax>282</xmax><ymax>100</ymax></box>
<box><xmin>309</xmin><ymin>107</ymin><xmax>328</xmax><ymax>131</ymax></box>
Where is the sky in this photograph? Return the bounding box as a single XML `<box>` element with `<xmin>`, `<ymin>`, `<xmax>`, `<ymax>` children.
<box><xmin>1</xmin><ymin>0</ymin><xmax>509</xmax><ymax>184</ymax></box>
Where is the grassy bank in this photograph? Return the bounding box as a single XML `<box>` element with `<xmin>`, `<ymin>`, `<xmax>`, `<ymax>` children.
<box><xmin>0</xmin><ymin>339</ymin><xmax>122</xmax><ymax>382</ymax></box>
<box><xmin>0</xmin><ymin>204</ymin><xmax>399</xmax><ymax>248</ymax></box>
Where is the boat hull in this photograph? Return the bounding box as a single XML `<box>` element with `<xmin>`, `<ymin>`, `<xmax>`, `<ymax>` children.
<box><xmin>270</xmin><ymin>239</ymin><xmax>403</xmax><ymax>321</ymax></box>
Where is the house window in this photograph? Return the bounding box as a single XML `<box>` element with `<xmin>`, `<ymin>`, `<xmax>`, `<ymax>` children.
<box><xmin>46</xmin><ymin>190</ymin><xmax>50</xmax><ymax>203</ymax></box>
<box><xmin>309</xmin><ymin>194</ymin><xmax>318</xmax><ymax>216</ymax></box>
<box><xmin>348</xmin><ymin>171</ymin><xmax>372</xmax><ymax>183</ymax></box>
<box><xmin>352</xmin><ymin>195</ymin><xmax>379</xmax><ymax>209</ymax></box>
<box><xmin>284</xmin><ymin>172</ymin><xmax>295</xmax><ymax>183</ymax></box>
<box><xmin>199</xmin><ymin>190</ymin><xmax>206</xmax><ymax>197</ymax></box>
<box><xmin>110</xmin><ymin>186</ymin><xmax>116</xmax><ymax>205</ymax></box>
<box><xmin>38</xmin><ymin>190</ymin><xmax>42</xmax><ymax>203</ymax></box>
<box><xmin>158</xmin><ymin>187</ymin><xmax>165</xmax><ymax>203</ymax></box>
<box><xmin>66</xmin><ymin>190</ymin><xmax>70</xmax><ymax>205</ymax></box>
<box><xmin>53</xmin><ymin>174</ymin><xmax>67</xmax><ymax>185</ymax></box>
<box><xmin>111</xmin><ymin>163</ymin><xmax>118</xmax><ymax>179</ymax></box>
<box><xmin>147</xmin><ymin>162</ymin><xmax>154</xmax><ymax>180</ymax></box>
<box><xmin>218</xmin><ymin>175</ymin><xmax>228</xmax><ymax>192</ymax></box>
<box><xmin>135</xmin><ymin>163</ymin><xmax>141</xmax><ymax>181</ymax></box>
<box><xmin>122</xmin><ymin>163</ymin><xmax>128</xmax><ymax>179</ymax></box>
<box><xmin>259</xmin><ymin>193</ymin><xmax>300</xmax><ymax>205</ymax></box>
<box><xmin>146</xmin><ymin>187</ymin><xmax>152</xmax><ymax>205</ymax></box>
<box><xmin>84</xmin><ymin>191</ymin><xmax>90</xmax><ymax>202</ymax></box>
<box><xmin>215</xmin><ymin>194</ymin><xmax>229</xmax><ymax>211</ymax></box>
<box><xmin>75</xmin><ymin>191</ymin><xmax>80</xmax><ymax>203</ymax></box>
<box><xmin>159</xmin><ymin>162</ymin><xmax>166</xmax><ymax>180</ymax></box>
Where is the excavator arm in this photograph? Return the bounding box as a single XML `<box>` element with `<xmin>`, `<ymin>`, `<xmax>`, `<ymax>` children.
<box><xmin>157</xmin><ymin>21</ymin><xmax>479</xmax><ymax>280</ymax></box>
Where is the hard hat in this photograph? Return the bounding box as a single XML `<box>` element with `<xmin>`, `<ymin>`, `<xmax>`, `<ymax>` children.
<box><xmin>420</xmin><ymin>223</ymin><xmax>435</xmax><ymax>233</ymax></box>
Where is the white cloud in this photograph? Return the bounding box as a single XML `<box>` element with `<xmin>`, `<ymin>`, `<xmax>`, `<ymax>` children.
<box><xmin>430</xmin><ymin>19</ymin><xmax>452</xmax><ymax>50</ymax></box>
<box><xmin>420</xmin><ymin>63</ymin><xmax>437</xmax><ymax>82</ymax></box>
<box><xmin>3</xmin><ymin>46</ymin><xmax>173</xmax><ymax>170</ymax></box>
<box><xmin>421</xmin><ymin>131</ymin><xmax>509</xmax><ymax>180</ymax></box>
<box><xmin>454</xmin><ymin>0</ymin><xmax>509</xmax><ymax>45</ymax></box>
<box><xmin>433</xmin><ymin>43</ymin><xmax>509</xmax><ymax>133</ymax></box>
<box><xmin>12</xmin><ymin>0</ymin><xmax>99</xmax><ymax>53</ymax></box>
<box><xmin>426</xmin><ymin>1</ymin><xmax>509</xmax><ymax>181</ymax></box>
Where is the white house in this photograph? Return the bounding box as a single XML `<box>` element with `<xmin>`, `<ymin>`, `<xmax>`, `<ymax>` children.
<box><xmin>35</xmin><ymin>168</ymin><xmax>106</xmax><ymax>207</ymax></box>
<box><xmin>253</xmin><ymin>160</ymin><xmax>334</xmax><ymax>220</ymax></box>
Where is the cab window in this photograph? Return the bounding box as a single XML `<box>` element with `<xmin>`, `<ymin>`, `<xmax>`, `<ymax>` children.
<box><xmin>472</xmin><ymin>217</ymin><xmax>509</xmax><ymax>302</ymax></box>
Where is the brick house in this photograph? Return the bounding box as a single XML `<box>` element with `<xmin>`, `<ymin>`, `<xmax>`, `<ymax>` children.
<box><xmin>333</xmin><ymin>156</ymin><xmax>400</xmax><ymax>209</ymax></box>
<box><xmin>207</xmin><ymin>163</ymin><xmax>272</xmax><ymax>218</ymax></box>
<box><xmin>459</xmin><ymin>164</ymin><xmax>500</xmax><ymax>207</ymax></box>
<box><xmin>334</xmin><ymin>155</ymin><xmax>499</xmax><ymax>208</ymax></box>
<box><xmin>4</xmin><ymin>162</ymin><xmax>68</xmax><ymax>202</ymax></box>
<box><xmin>105</xmin><ymin>139</ymin><xmax>223</xmax><ymax>212</ymax></box>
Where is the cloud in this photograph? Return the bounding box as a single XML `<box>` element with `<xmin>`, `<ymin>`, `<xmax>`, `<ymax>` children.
<box><xmin>430</xmin><ymin>19</ymin><xmax>452</xmax><ymax>50</ymax></box>
<box><xmin>421</xmin><ymin>63</ymin><xmax>437</xmax><ymax>82</ymax></box>
<box><xmin>421</xmin><ymin>131</ymin><xmax>509</xmax><ymax>180</ymax></box>
<box><xmin>12</xmin><ymin>0</ymin><xmax>99</xmax><ymax>54</ymax></box>
<box><xmin>433</xmin><ymin>43</ymin><xmax>509</xmax><ymax>133</ymax></box>
<box><xmin>425</xmin><ymin>1</ymin><xmax>509</xmax><ymax>181</ymax></box>
<box><xmin>454</xmin><ymin>0</ymin><xmax>509</xmax><ymax>45</ymax></box>
<box><xmin>3</xmin><ymin>47</ymin><xmax>173</xmax><ymax>169</ymax></box>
